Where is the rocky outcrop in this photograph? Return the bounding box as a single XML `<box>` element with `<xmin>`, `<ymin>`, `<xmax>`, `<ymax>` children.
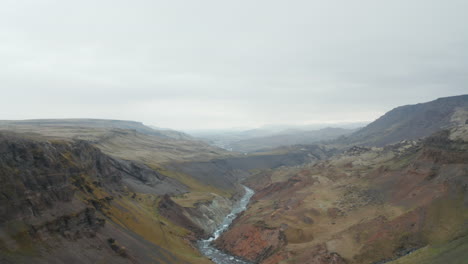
<box><xmin>214</xmin><ymin>222</ymin><xmax>286</xmax><ymax>263</ymax></box>
<box><xmin>29</xmin><ymin>207</ymin><xmax>105</xmax><ymax>241</ymax></box>
<box><xmin>114</xmin><ymin>158</ymin><xmax>188</xmax><ymax>195</ymax></box>
<box><xmin>187</xmin><ymin>194</ymin><xmax>234</xmax><ymax>234</ymax></box>
<box><xmin>159</xmin><ymin>192</ymin><xmax>242</xmax><ymax>237</ymax></box>
<box><xmin>158</xmin><ymin>194</ymin><xmax>206</xmax><ymax>238</ymax></box>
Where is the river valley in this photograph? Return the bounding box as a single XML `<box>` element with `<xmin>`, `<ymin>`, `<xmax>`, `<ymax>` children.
<box><xmin>198</xmin><ymin>186</ymin><xmax>255</xmax><ymax>264</ymax></box>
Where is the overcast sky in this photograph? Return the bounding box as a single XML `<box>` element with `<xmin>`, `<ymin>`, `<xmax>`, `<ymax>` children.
<box><xmin>1</xmin><ymin>0</ymin><xmax>467</xmax><ymax>130</ymax></box>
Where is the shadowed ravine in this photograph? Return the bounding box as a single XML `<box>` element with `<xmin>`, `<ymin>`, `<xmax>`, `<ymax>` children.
<box><xmin>198</xmin><ymin>186</ymin><xmax>255</xmax><ymax>264</ymax></box>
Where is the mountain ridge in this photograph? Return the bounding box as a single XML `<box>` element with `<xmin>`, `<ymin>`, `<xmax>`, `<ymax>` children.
<box><xmin>343</xmin><ymin>94</ymin><xmax>468</xmax><ymax>146</ymax></box>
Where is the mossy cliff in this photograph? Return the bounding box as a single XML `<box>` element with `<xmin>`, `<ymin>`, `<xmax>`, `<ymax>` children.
<box><xmin>0</xmin><ymin>132</ymin><xmax>213</xmax><ymax>263</ymax></box>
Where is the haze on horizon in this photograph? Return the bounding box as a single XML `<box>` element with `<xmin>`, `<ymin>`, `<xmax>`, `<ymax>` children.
<box><xmin>1</xmin><ymin>0</ymin><xmax>467</xmax><ymax>131</ymax></box>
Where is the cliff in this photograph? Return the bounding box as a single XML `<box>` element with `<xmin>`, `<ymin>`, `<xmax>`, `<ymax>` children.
<box><xmin>0</xmin><ymin>132</ymin><xmax>211</xmax><ymax>263</ymax></box>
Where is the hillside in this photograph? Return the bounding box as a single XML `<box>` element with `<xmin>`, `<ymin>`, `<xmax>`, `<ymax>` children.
<box><xmin>0</xmin><ymin>132</ymin><xmax>211</xmax><ymax>263</ymax></box>
<box><xmin>0</xmin><ymin>119</ymin><xmax>229</xmax><ymax>164</ymax></box>
<box><xmin>0</xmin><ymin>120</ymin><xmax>241</xmax><ymax>263</ymax></box>
<box><xmin>0</xmin><ymin>119</ymin><xmax>340</xmax><ymax>191</ymax></box>
<box><xmin>0</xmin><ymin>119</ymin><xmax>339</xmax><ymax>263</ymax></box>
<box><xmin>215</xmin><ymin>125</ymin><xmax>468</xmax><ymax>264</ymax></box>
<box><xmin>1</xmin><ymin>96</ymin><xmax>467</xmax><ymax>264</ymax></box>
<box><xmin>343</xmin><ymin>95</ymin><xmax>468</xmax><ymax>146</ymax></box>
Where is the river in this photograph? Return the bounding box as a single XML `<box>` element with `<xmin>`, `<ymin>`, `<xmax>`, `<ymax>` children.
<box><xmin>198</xmin><ymin>185</ymin><xmax>255</xmax><ymax>264</ymax></box>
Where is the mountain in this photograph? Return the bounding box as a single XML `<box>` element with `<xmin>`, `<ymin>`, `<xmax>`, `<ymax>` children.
<box><xmin>1</xmin><ymin>96</ymin><xmax>467</xmax><ymax>264</ymax></box>
<box><xmin>195</xmin><ymin>126</ymin><xmax>359</xmax><ymax>152</ymax></box>
<box><xmin>211</xmin><ymin>96</ymin><xmax>468</xmax><ymax>264</ymax></box>
<box><xmin>343</xmin><ymin>94</ymin><xmax>468</xmax><ymax>146</ymax></box>
<box><xmin>215</xmin><ymin>124</ymin><xmax>468</xmax><ymax>264</ymax></box>
<box><xmin>228</xmin><ymin>127</ymin><xmax>355</xmax><ymax>152</ymax></box>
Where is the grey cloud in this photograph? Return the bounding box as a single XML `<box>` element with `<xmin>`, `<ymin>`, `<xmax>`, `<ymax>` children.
<box><xmin>1</xmin><ymin>0</ymin><xmax>467</xmax><ymax>130</ymax></box>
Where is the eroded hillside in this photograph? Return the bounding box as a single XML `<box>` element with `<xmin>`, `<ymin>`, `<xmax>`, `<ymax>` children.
<box><xmin>215</xmin><ymin>125</ymin><xmax>468</xmax><ymax>264</ymax></box>
<box><xmin>0</xmin><ymin>132</ymin><xmax>213</xmax><ymax>263</ymax></box>
<box><xmin>0</xmin><ymin>120</ymin><xmax>335</xmax><ymax>263</ymax></box>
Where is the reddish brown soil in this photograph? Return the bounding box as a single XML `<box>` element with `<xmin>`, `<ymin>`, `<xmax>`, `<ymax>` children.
<box><xmin>215</xmin><ymin>131</ymin><xmax>468</xmax><ymax>264</ymax></box>
<box><xmin>214</xmin><ymin>223</ymin><xmax>286</xmax><ymax>263</ymax></box>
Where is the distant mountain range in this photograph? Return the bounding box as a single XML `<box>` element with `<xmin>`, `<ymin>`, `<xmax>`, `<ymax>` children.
<box><xmin>226</xmin><ymin>127</ymin><xmax>356</xmax><ymax>152</ymax></box>
<box><xmin>194</xmin><ymin>125</ymin><xmax>363</xmax><ymax>153</ymax></box>
<box><xmin>194</xmin><ymin>95</ymin><xmax>468</xmax><ymax>152</ymax></box>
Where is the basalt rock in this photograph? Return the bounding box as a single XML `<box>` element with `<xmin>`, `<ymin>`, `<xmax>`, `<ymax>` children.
<box><xmin>214</xmin><ymin>223</ymin><xmax>286</xmax><ymax>263</ymax></box>
<box><xmin>0</xmin><ymin>132</ymin><xmax>193</xmax><ymax>263</ymax></box>
<box><xmin>158</xmin><ymin>194</ymin><xmax>206</xmax><ymax>238</ymax></box>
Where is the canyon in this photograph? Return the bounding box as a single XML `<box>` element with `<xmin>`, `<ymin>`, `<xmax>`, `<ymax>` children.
<box><xmin>0</xmin><ymin>95</ymin><xmax>467</xmax><ymax>264</ymax></box>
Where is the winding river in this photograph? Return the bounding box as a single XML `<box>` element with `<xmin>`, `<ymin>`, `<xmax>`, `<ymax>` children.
<box><xmin>198</xmin><ymin>185</ymin><xmax>255</xmax><ymax>264</ymax></box>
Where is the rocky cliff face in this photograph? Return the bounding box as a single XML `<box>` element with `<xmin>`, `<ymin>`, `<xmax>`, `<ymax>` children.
<box><xmin>185</xmin><ymin>194</ymin><xmax>235</xmax><ymax>234</ymax></box>
<box><xmin>0</xmin><ymin>134</ymin><xmax>114</xmax><ymax>224</ymax></box>
<box><xmin>0</xmin><ymin>132</ymin><xmax>212</xmax><ymax>264</ymax></box>
<box><xmin>0</xmin><ymin>132</ymin><xmax>189</xmax><ymax>222</ymax></box>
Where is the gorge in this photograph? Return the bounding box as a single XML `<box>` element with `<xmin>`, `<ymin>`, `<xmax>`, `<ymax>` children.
<box><xmin>0</xmin><ymin>95</ymin><xmax>467</xmax><ymax>264</ymax></box>
<box><xmin>198</xmin><ymin>186</ymin><xmax>254</xmax><ymax>264</ymax></box>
